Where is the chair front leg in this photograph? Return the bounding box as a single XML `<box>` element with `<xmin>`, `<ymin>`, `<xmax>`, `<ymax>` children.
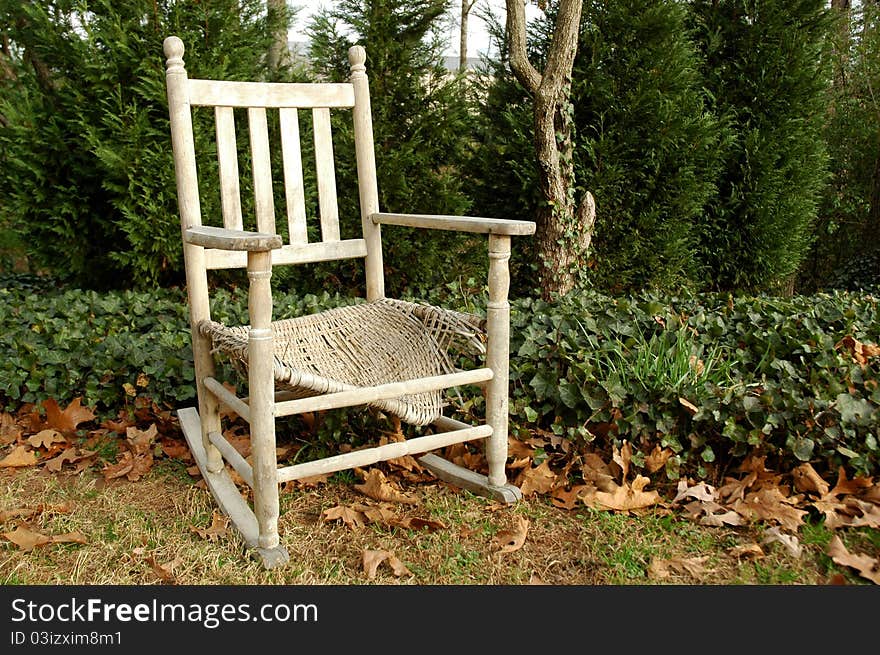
<box><xmin>485</xmin><ymin>234</ymin><xmax>511</xmax><ymax>488</ymax></box>
<box><xmin>246</xmin><ymin>250</ymin><xmax>280</xmax><ymax>550</ymax></box>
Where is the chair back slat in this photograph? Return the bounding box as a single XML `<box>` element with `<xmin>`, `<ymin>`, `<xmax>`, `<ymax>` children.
<box><xmin>312</xmin><ymin>107</ymin><xmax>340</xmax><ymax>242</ymax></box>
<box><xmin>215</xmin><ymin>106</ymin><xmax>243</xmax><ymax>230</ymax></box>
<box><xmin>247</xmin><ymin>107</ymin><xmax>276</xmax><ymax>235</ymax></box>
<box><xmin>188</xmin><ymin>79</ymin><xmax>355</xmax><ymax>108</ymax></box>
<box><xmin>166</xmin><ymin>40</ymin><xmax>382</xmax><ymax>278</ymax></box>
<box><xmin>279</xmin><ymin>108</ymin><xmax>308</xmax><ymax>245</ymax></box>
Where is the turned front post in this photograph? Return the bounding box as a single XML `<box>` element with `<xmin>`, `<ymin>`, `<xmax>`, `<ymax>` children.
<box><xmin>246</xmin><ymin>250</ymin><xmax>280</xmax><ymax>550</ymax></box>
<box><xmin>485</xmin><ymin>234</ymin><xmax>512</xmax><ymax>487</ymax></box>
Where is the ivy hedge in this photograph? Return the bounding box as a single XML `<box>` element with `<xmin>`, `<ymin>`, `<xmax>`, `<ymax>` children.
<box><xmin>1</xmin><ymin>276</ymin><xmax>877</xmax><ymax>479</ymax></box>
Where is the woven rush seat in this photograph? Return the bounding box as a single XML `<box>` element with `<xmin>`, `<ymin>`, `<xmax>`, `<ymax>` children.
<box><xmin>199</xmin><ymin>298</ymin><xmax>486</xmax><ymax>426</ymax></box>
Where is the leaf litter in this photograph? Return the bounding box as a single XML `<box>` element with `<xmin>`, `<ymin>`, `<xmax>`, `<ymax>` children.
<box><xmin>2</xmin><ymin>394</ymin><xmax>879</xmax><ymax>583</ymax></box>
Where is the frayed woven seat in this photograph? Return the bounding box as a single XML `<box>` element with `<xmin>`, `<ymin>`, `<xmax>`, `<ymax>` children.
<box><xmin>200</xmin><ymin>298</ymin><xmax>486</xmax><ymax>426</ymax></box>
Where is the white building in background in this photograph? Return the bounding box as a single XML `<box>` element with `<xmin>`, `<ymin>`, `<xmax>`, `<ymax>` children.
<box><xmin>288</xmin><ymin>40</ymin><xmax>487</xmax><ymax>73</ymax></box>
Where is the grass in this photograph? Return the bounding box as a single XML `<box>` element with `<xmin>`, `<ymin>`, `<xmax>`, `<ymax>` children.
<box><xmin>1</xmin><ymin>461</ymin><xmax>873</xmax><ymax>586</ymax></box>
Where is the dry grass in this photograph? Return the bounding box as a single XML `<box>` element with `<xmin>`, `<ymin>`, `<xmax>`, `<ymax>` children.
<box><xmin>1</xmin><ymin>458</ymin><xmax>865</xmax><ymax>586</ymax></box>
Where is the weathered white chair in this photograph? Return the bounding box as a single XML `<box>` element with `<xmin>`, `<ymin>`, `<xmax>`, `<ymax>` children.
<box><xmin>163</xmin><ymin>35</ymin><xmax>535</xmax><ymax>567</ymax></box>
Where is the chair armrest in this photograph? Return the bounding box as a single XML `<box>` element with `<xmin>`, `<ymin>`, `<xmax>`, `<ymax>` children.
<box><xmin>184</xmin><ymin>225</ymin><xmax>283</xmax><ymax>251</ymax></box>
<box><xmin>370</xmin><ymin>212</ymin><xmax>536</xmax><ymax>236</ymax></box>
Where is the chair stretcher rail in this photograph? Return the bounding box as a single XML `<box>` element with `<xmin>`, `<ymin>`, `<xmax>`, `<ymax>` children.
<box><xmin>276</xmin><ymin>424</ymin><xmax>492</xmax><ymax>483</ymax></box>
<box><xmin>208</xmin><ymin>431</ymin><xmax>254</xmax><ymax>487</ymax></box>
<box><xmin>273</xmin><ymin>368</ymin><xmax>494</xmax><ymax>417</ymax></box>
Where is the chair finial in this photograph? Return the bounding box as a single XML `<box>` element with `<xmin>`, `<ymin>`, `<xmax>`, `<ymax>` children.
<box><xmin>348</xmin><ymin>45</ymin><xmax>366</xmax><ymax>74</ymax></box>
<box><xmin>164</xmin><ymin>36</ymin><xmax>185</xmax><ymax>71</ymax></box>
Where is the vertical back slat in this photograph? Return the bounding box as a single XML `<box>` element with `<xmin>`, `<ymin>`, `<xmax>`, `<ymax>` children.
<box><xmin>279</xmin><ymin>108</ymin><xmax>308</xmax><ymax>245</ymax></box>
<box><xmin>248</xmin><ymin>107</ymin><xmax>275</xmax><ymax>234</ymax></box>
<box><xmin>215</xmin><ymin>106</ymin><xmax>243</xmax><ymax>230</ymax></box>
<box><xmin>312</xmin><ymin>107</ymin><xmax>340</xmax><ymax>242</ymax></box>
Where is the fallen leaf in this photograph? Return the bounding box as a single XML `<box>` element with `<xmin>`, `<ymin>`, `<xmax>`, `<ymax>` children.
<box><xmin>2</xmin><ymin>526</ymin><xmax>51</xmax><ymax>551</ymax></box>
<box><xmin>0</xmin><ymin>445</ymin><xmax>39</xmax><ymax>468</ymax></box>
<box><xmin>727</xmin><ymin>543</ymin><xmax>764</xmax><ymax>560</ymax></box>
<box><xmin>190</xmin><ymin>510</ymin><xmax>229</xmax><ymax>542</ymax></box>
<box><xmin>827</xmin><ymin>535</ymin><xmax>880</xmax><ymax>585</ymax></box>
<box><xmin>393</xmin><ymin>516</ymin><xmax>447</xmax><ymax>532</ymax></box>
<box><xmin>144</xmin><ymin>554</ymin><xmax>181</xmax><ymax>584</ymax></box>
<box><xmin>44</xmin><ymin>447</ymin><xmax>96</xmax><ymax>474</ymax></box>
<box><xmin>361</xmin><ymin>549</ymin><xmax>411</xmax><ymax>579</ymax></box>
<box><xmin>0</xmin><ymin>508</ymin><xmax>40</xmax><ymax>523</ymax></box>
<box><xmin>160</xmin><ymin>439</ymin><xmax>192</xmax><ymax>461</ymax></box>
<box><xmin>27</xmin><ymin>429</ymin><xmax>67</xmax><ymax>449</ymax></box>
<box><xmin>647</xmin><ymin>555</ymin><xmax>711</xmax><ymax>580</ymax></box>
<box><xmin>678</xmin><ymin>397</ymin><xmax>699</xmax><ymax>416</ymax></box>
<box><xmin>551</xmin><ymin>484</ymin><xmax>593</xmax><ymax>510</ymax></box>
<box><xmin>826</xmin><ymin>466</ymin><xmax>874</xmax><ymax>498</ymax></box>
<box><xmin>761</xmin><ymin>526</ymin><xmax>802</xmax><ymax>558</ymax></box>
<box><xmin>792</xmin><ymin>463</ymin><xmax>830</xmax><ymax>497</ymax></box>
<box><xmin>1</xmin><ymin>526</ymin><xmax>87</xmax><ymax>551</ymax></box>
<box><xmin>580</xmin><ymin>453</ymin><xmax>617</xmax><ymax>492</ymax></box>
<box><xmin>494</xmin><ymin>516</ymin><xmax>529</xmax><ymax>554</ymax></box>
<box><xmin>835</xmin><ymin>335</ymin><xmax>880</xmax><ymax>367</ymax></box>
<box><xmin>672</xmin><ymin>480</ymin><xmax>717</xmax><ymax>504</ymax></box>
<box><xmin>0</xmin><ymin>412</ymin><xmax>22</xmax><ymax>445</ymax></box>
<box><xmin>584</xmin><ymin>475</ymin><xmax>662</xmax><ymax>513</ymax></box>
<box><xmin>357</xmin><ymin>503</ymin><xmax>398</xmax><ymax>524</ymax></box>
<box><xmin>507</xmin><ymin>436</ymin><xmax>535</xmax><ymax>460</ymax></box>
<box><xmin>515</xmin><ymin>460</ymin><xmax>559</xmax><ymax>497</ymax></box>
<box><xmin>733</xmin><ymin>487</ymin><xmax>808</xmax><ymax>532</ymax></box>
<box><xmin>354</xmin><ymin>468</ymin><xmax>419</xmax><ymax>505</ymax></box>
<box><xmin>697</xmin><ymin>507</ymin><xmax>745</xmax><ymax>527</ymax></box>
<box><xmin>43</xmin><ymin>397</ymin><xmax>95</xmax><ymax>434</ymax></box>
<box><xmin>612</xmin><ymin>440</ymin><xmax>633</xmax><ymax>481</ymax></box>
<box><xmin>645</xmin><ymin>445</ymin><xmax>673</xmax><ymax>473</ymax></box>
<box><xmin>102</xmin><ymin>425</ymin><xmax>157</xmax><ymax>482</ymax></box>
<box><xmin>321</xmin><ymin>505</ymin><xmax>367</xmax><ymax>529</ymax></box>
<box><xmin>102</xmin><ymin>451</ymin><xmax>135</xmax><ymax>481</ymax></box>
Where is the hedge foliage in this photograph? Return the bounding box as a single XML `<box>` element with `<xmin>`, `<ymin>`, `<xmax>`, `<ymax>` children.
<box><xmin>1</xmin><ymin>277</ymin><xmax>876</xmax><ymax>479</ymax></box>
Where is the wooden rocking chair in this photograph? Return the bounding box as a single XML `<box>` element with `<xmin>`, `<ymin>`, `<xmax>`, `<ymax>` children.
<box><xmin>163</xmin><ymin>36</ymin><xmax>535</xmax><ymax>568</ymax></box>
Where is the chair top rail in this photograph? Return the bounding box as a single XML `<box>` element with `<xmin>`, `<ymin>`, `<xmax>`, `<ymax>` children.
<box><xmin>187</xmin><ymin>78</ymin><xmax>355</xmax><ymax>109</ymax></box>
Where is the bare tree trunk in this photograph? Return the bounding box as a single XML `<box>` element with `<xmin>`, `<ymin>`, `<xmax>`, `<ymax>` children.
<box><xmin>459</xmin><ymin>0</ymin><xmax>477</xmax><ymax>72</ymax></box>
<box><xmin>267</xmin><ymin>0</ymin><xmax>289</xmax><ymax>73</ymax></box>
<box><xmin>0</xmin><ymin>33</ymin><xmax>16</xmax><ymax>82</ymax></box>
<box><xmin>831</xmin><ymin>0</ymin><xmax>852</xmax><ymax>89</ymax></box>
<box><xmin>506</xmin><ymin>0</ymin><xmax>594</xmax><ymax>300</ymax></box>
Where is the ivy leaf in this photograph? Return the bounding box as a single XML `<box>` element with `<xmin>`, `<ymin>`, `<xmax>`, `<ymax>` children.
<box><xmin>835</xmin><ymin>393</ymin><xmax>874</xmax><ymax>426</ymax></box>
<box><xmin>529</xmin><ymin>371</ymin><xmax>557</xmax><ymax>400</ymax></box>
<box><xmin>792</xmin><ymin>437</ymin><xmax>814</xmax><ymax>462</ymax></box>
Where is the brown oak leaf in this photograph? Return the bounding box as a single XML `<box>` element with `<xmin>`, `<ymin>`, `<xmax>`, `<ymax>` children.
<box><xmin>515</xmin><ymin>459</ymin><xmax>559</xmax><ymax>497</ymax></box>
<box><xmin>362</xmin><ymin>549</ymin><xmax>412</xmax><ymax>580</ymax></box>
<box><xmin>827</xmin><ymin>535</ymin><xmax>880</xmax><ymax>585</ymax></box>
<box><xmin>0</xmin><ymin>445</ymin><xmax>39</xmax><ymax>468</ymax></box>
<box><xmin>0</xmin><ymin>412</ymin><xmax>22</xmax><ymax>445</ymax></box>
<box><xmin>494</xmin><ymin>516</ymin><xmax>529</xmax><ymax>554</ymax></box>
<box><xmin>191</xmin><ymin>510</ymin><xmax>229</xmax><ymax>542</ymax></box>
<box><xmin>792</xmin><ymin>462</ymin><xmax>830</xmax><ymax>497</ymax></box>
<box><xmin>1</xmin><ymin>526</ymin><xmax>87</xmax><ymax>551</ymax></box>
<box><xmin>321</xmin><ymin>505</ymin><xmax>367</xmax><ymax>529</ymax></box>
<box><xmin>27</xmin><ymin>429</ymin><xmax>67</xmax><ymax>449</ymax></box>
<box><xmin>43</xmin><ymin>397</ymin><xmax>96</xmax><ymax>434</ymax></box>
<box><xmin>354</xmin><ymin>468</ymin><xmax>419</xmax><ymax>505</ymax></box>
<box><xmin>584</xmin><ymin>475</ymin><xmax>662</xmax><ymax>513</ymax></box>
